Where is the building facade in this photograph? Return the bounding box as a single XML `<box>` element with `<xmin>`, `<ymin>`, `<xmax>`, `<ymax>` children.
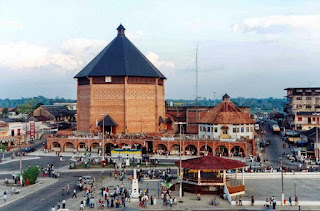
<box><xmin>284</xmin><ymin>87</ymin><xmax>320</xmax><ymax>130</ymax></box>
<box><xmin>198</xmin><ymin>94</ymin><xmax>255</xmax><ymax>156</ymax></box>
<box><xmin>75</xmin><ymin>25</ymin><xmax>166</xmax><ymax>134</ymax></box>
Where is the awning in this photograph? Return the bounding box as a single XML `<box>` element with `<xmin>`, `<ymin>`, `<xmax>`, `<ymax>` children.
<box><xmin>98</xmin><ymin>115</ymin><xmax>118</xmax><ymax>127</ymax></box>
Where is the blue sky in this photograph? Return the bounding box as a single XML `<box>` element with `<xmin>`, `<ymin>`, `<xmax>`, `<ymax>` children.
<box><xmin>1</xmin><ymin>0</ymin><xmax>320</xmax><ymax>99</ymax></box>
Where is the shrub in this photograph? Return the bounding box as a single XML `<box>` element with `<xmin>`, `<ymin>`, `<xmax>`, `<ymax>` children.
<box><xmin>23</xmin><ymin>166</ymin><xmax>41</xmax><ymax>184</ymax></box>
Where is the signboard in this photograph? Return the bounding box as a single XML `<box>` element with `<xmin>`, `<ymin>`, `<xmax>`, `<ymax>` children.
<box><xmin>30</xmin><ymin>121</ymin><xmax>35</xmax><ymax>139</ymax></box>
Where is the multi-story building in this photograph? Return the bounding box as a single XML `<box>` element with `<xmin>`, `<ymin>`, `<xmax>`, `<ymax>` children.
<box><xmin>284</xmin><ymin>87</ymin><xmax>320</xmax><ymax>130</ymax></box>
<box><xmin>74</xmin><ymin>24</ymin><xmax>166</xmax><ymax>134</ymax></box>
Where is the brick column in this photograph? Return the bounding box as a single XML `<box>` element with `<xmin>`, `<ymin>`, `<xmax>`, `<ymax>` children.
<box><xmin>124</xmin><ymin>76</ymin><xmax>128</xmax><ymax>133</ymax></box>
<box><xmin>155</xmin><ymin>78</ymin><xmax>159</xmax><ymax>132</ymax></box>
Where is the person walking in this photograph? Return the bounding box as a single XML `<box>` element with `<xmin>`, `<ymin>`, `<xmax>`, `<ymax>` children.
<box><xmin>239</xmin><ymin>196</ymin><xmax>242</xmax><ymax>206</ymax></box>
<box><xmin>72</xmin><ymin>189</ymin><xmax>77</xmax><ymax>198</ymax></box>
<box><xmin>289</xmin><ymin>196</ymin><xmax>292</xmax><ymax>206</ymax></box>
<box><xmin>67</xmin><ymin>184</ymin><xmax>70</xmax><ymax>194</ymax></box>
<box><xmin>251</xmin><ymin>196</ymin><xmax>254</xmax><ymax>206</ymax></box>
<box><xmin>62</xmin><ymin>186</ymin><xmax>65</xmax><ymax>195</ymax></box>
<box><xmin>3</xmin><ymin>190</ymin><xmax>7</xmax><ymax>202</ymax></box>
<box><xmin>153</xmin><ymin>195</ymin><xmax>157</xmax><ymax>205</ymax></box>
<box><xmin>62</xmin><ymin>199</ymin><xmax>66</xmax><ymax>209</ymax></box>
<box><xmin>51</xmin><ymin>206</ymin><xmax>56</xmax><ymax>211</ymax></box>
<box><xmin>273</xmin><ymin>199</ymin><xmax>277</xmax><ymax>209</ymax></box>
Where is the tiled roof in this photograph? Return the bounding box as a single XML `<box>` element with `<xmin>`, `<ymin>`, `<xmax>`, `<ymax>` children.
<box><xmin>200</xmin><ymin>96</ymin><xmax>254</xmax><ymax>124</ymax></box>
<box><xmin>98</xmin><ymin>115</ymin><xmax>118</xmax><ymax>127</ymax></box>
<box><xmin>42</xmin><ymin>106</ymin><xmax>76</xmax><ymax>117</ymax></box>
<box><xmin>74</xmin><ymin>24</ymin><xmax>166</xmax><ymax>79</ymax></box>
<box><xmin>175</xmin><ymin>155</ymin><xmax>247</xmax><ymax>170</ymax></box>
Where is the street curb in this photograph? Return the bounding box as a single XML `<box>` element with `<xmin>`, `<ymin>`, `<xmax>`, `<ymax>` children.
<box><xmin>0</xmin><ymin>178</ymin><xmax>58</xmax><ymax>208</ymax></box>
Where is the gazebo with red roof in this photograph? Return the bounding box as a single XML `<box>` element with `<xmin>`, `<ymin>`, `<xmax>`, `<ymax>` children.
<box><xmin>175</xmin><ymin>155</ymin><xmax>247</xmax><ymax>195</ymax></box>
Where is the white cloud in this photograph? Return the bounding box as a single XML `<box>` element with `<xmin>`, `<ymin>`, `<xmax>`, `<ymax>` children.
<box><xmin>146</xmin><ymin>52</ymin><xmax>175</xmax><ymax>78</ymax></box>
<box><xmin>61</xmin><ymin>38</ymin><xmax>106</xmax><ymax>56</ymax></box>
<box><xmin>0</xmin><ymin>19</ymin><xmax>22</xmax><ymax>29</ymax></box>
<box><xmin>126</xmin><ymin>30</ymin><xmax>144</xmax><ymax>39</ymax></box>
<box><xmin>0</xmin><ymin>38</ymin><xmax>108</xmax><ymax>71</ymax></box>
<box><xmin>232</xmin><ymin>15</ymin><xmax>320</xmax><ymax>34</ymax></box>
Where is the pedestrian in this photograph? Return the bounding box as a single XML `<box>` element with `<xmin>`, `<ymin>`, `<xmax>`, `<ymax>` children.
<box><xmin>289</xmin><ymin>196</ymin><xmax>292</xmax><ymax>206</ymax></box>
<box><xmin>62</xmin><ymin>199</ymin><xmax>66</xmax><ymax>209</ymax></box>
<box><xmin>72</xmin><ymin>189</ymin><xmax>77</xmax><ymax>198</ymax></box>
<box><xmin>3</xmin><ymin>190</ymin><xmax>7</xmax><ymax>202</ymax></box>
<box><xmin>80</xmin><ymin>201</ymin><xmax>84</xmax><ymax>210</ymax></box>
<box><xmin>235</xmin><ymin>196</ymin><xmax>238</xmax><ymax>206</ymax></box>
<box><xmin>295</xmin><ymin>196</ymin><xmax>299</xmax><ymax>206</ymax></box>
<box><xmin>67</xmin><ymin>184</ymin><xmax>70</xmax><ymax>194</ymax></box>
<box><xmin>273</xmin><ymin>199</ymin><xmax>277</xmax><ymax>209</ymax></box>
<box><xmin>239</xmin><ymin>196</ymin><xmax>242</xmax><ymax>206</ymax></box>
<box><xmin>57</xmin><ymin>200</ymin><xmax>61</xmax><ymax>209</ymax></box>
<box><xmin>62</xmin><ymin>186</ymin><xmax>65</xmax><ymax>195</ymax></box>
<box><xmin>251</xmin><ymin>196</ymin><xmax>254</xmax><ymax>206</ymax></box>
<box><xmin>154</xmin><ymin>195</ymin><xmax>157</xmax><ymax>205</ymax></box>
<box><xmin>82</xmin><ymin>196</ymin><xmax>86</xmax><ymax>207</ymax></box>
<box><xmin>51</xmin><ymin>206</ymin><xmax>56</xmax><ymax>211</ymax></box>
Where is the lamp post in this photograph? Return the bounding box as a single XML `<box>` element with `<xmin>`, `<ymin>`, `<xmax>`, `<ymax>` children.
<box><xmin>279</xmin><ymin>157</ymin><xmax>284</xmax><ymax>206</ymax></box>
<box><xmin>100</xmin><ymin>114</ymin><xmax>106</xmax><ymax>161</ymax></box>
<box><xmin>175</xmin><ymin>122</ymin><xmax>186</xmax><ymax>198</ymax></box>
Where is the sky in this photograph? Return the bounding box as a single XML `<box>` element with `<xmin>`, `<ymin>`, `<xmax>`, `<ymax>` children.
<box><xmin>1</xmin><ymin>0</ymin><xmax>320</xmax><ymax>100</ymax></box>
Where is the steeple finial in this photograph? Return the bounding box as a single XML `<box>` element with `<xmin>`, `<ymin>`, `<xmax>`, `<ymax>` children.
<box><xmin>117</xmin><ymin>24</ymin><xmax>125</xmax><ymax>36</ymax></box>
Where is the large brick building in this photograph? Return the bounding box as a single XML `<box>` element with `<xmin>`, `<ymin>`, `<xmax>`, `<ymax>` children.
<box><xmin>75</xmin><ymin>24</ymin><xmax>166</xmax><ymax>134</ymax></box>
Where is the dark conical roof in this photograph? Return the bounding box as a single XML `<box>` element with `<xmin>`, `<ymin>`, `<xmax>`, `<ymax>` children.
<box><xmin>74</xmin><ymin>25</ymin><xmax>166</xmax><ymax>79</ymax></box>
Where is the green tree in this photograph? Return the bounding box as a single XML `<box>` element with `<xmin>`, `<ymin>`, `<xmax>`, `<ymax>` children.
<box><xmin>2</xmin><ymin>107</ymin><xmax>9</xmax><ymax>117</ymax></box>
<box><xmin>22</xmin><ymin>166</ymin><xmax>41</xmax><ymax>184</ymax></box>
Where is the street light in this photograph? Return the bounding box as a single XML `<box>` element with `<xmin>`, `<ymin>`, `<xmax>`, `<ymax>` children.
<box><xmin>100</xmin><ymin>114</ymin><xmax>106</xmax><ymax>161</ymax></box>
<box><xmin>175</xmin><ymin>122</ymin><xmax>186</xmax><ymax>198</ymax></box>
<box><xmin>279</xmin><ymin>157</ymin><xmax>284</xmax><ymax>206</ymax></box>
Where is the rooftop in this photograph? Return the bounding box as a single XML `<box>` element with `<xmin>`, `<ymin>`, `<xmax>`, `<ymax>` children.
<box><xmin>200</xmin><ymin>94</ymin><xmax>255</xmax><ymax>124</ymax></box>
<box><xmin>175</xmin><ymin>155</ymin><xmax>247</xmax><ymax>170</ymax></box>
<box><xmin>75</xmin><ymin>24</ymin><xmax>166</xmax><ymax>79</ymax></box>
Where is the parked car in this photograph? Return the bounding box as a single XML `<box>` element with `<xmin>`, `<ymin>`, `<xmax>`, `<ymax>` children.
<box><xmin>22</xmin><ymin>147</ymin><xmax>35</xmax><ymax>152</ymax></box>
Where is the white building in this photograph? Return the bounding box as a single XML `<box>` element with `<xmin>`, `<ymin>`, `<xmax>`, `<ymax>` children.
<box><xmin>198</xmin><ymin>94</ymin><xmax>255</xmax><ymax>141</ymax></box>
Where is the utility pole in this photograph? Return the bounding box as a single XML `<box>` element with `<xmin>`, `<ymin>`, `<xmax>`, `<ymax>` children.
<box><xmin>280</xmin><ymin>157</ymin><xmax>284</xmax><ymax>206</ymax></box>
<box><xmin>175</xmin><ymin>122</ymin><xmax>186</xmax><ymax>198</ymax></box>
<box><xmin>100</xmin><ymin>114</ymin><xmax>106</xmax><ymax>161</ymax></box>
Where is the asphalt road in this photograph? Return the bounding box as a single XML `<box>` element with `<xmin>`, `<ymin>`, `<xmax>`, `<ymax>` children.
<box><xmin>0</xmin><ymin>171</ymin><xmax>100</xmax><ymax>211</ymax></box>
<box><xmin>260</xmin><ymin>120</ymin><xmax>301</xmax><ymax>169</ymax></box>
<box><xmin>0</xmin><ymin>155</ymin><xmax>72</xmax><ymax>173</ymax></box>
<box><xmin>0</xmin><ymin>139</ymin><xmax>47</xmax><ymax>160</ymax></box>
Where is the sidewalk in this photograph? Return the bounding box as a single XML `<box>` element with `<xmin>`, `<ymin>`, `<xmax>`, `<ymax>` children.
<box><xmin>0</xmin><ymin>177</ymin><xmax>57</xmax><ymax>208</ymax></box>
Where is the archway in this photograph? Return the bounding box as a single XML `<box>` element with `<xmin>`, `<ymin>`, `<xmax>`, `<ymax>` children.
<box><xmin>156</xmin><ymin>144</ymin><xmax>167</xmax><ymax>155</ymax></box>
<box><xmin>52</xmin><ymin>142</ymin><xmax>60</xmax><ymax>151</ymax></box>
<box><xmin>91</xmin><ymin>143</ymin><xmax>99</xmax><ymax>152</ymax></box>
<box><xmin>104</xmin><ymin>143</ymin><xmax>117</xmax><ymax>154</ymax></box>
<box><xmin>78</xmin><ymin>142</ymin><xmax>87</xmax><ymax>152</ymax></box>
<box><xmin>121</xmin><ymin>143</ymin><xmax>129</xmax><ymax>149</ymax></box>
<box><xmin>185</xmin><ymin>145</ymin><xmax>197</xmax><ymax>156</ymax></box>
<box><xmin>64</xmin><ymin>142</ymin><xmax>74</xmax><ymax>152</ymax></box>
<box><xmin>132</xmin><ymin>143</ymin><xmax>142</xmax><ymax>150</ymax></box>
<box><xmin>170</xmin><ymin>144</ymin><xmax>180</xmax><ymax>155</ymax></box>
<box><xmin>200</xmin><ymin>145</ymin><xmax>213</xmax><ymax>156</ymax></box>
<box><xmin>216</xmin><ymin>145</ymin><xmax>228</xmax><ymax>156</ymax></box>
<box><xmin>231</xmin><ymin>146</ymin><xmax>245</xmax><ymax>157</ymax></box>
